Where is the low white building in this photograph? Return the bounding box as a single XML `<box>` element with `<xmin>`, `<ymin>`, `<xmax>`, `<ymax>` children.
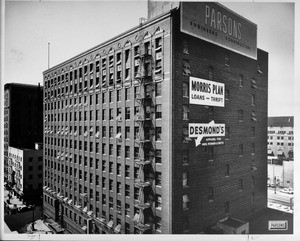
<box><xmin>267</xmin><ymin>157</ymin><xmax>294</xmax><ymax>188</ymax></box>
<box><xmin>7</xmin><ymin>143</ymin><xmax>43</xmax><ymax>202</ymax></box>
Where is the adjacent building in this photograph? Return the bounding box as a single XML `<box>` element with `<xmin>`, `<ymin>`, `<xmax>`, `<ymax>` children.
<box><xmin>267</xmin><ymin>116</ymin><xmax>294</xmax><ymax>159</ymax></box>
<box><xmin>42</xmin><ymin>1</ymin><xmax>268</xmax><ymax>234</ymax></box>
<box><xmin>267</xmin><ymin>116</ymin><xmax>294</xmax><ymax>188</ymax></box>
<box><xmin>7</xmin><ymin>144</ymin><xmax>44</xmax><ymax>202</ymax></box>
<box><xmin>4</xmin><ymin>83</ymin><xmax>43</xmax><ymax>186</ymax></box>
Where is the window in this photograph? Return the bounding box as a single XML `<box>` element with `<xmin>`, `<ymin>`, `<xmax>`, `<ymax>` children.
<box><xmin>183</xmin><ymin>216</ymin><xmax>189</xmax><ymax>232</ymax></box>
<box><xmin>109</xmin><ymin>179</ymin><xmax>113</xmax><ymax>191</ymax></box>
<box><xmin>251</xmin><ymin>143</ymin><xmax>255</xmax><ymax>154</ymax></box>
<box><xmin>155</xmin><ymin>149</ymin><xmax>162</xmax><ymax>164</ymax></box>
<box><xmin>183</xmin><ymin>39</ymin><xmax>189</xmax><ymax>54</ymax></box>
<box><xmin>125</xmin><ymin>184</ymin><xmax>130</xmax><ymax>197</ymax></box>
<box><xmin>225</xmin><ymin>52</ymin><xmax>230</xmax><ymax>66</ymax></box>
<box><xmin>156</xmin><ymin>127</ymin><xmax>162</xmax><ymax>141</ymax></box>
<box><xmin>125</xmin><ymin>204</ymin><xmax>130</xmax><ymax>216</ymax></box>
<box><xmin>102</xmin><ymin>194</ymin><xmax>106</xmax><ymax>205</ymax></box>
<box><xmin>125</xmin><ymin>88</ymin><xmax>130</xmax><ymax>100</ymax></box>
<box><xmin>125</xmin><ymin>107</ymin><xmax>130</xmax><ymax>120</ymax></box>
<box><xmin>224</xmin><ymin>201</ymin><xmax>230</xmax><ymax>214</ymax></box>
<box><xmin>251</xmin><ymin>78</ymin><xmax>257</xmax><ymax>88</ymax></box>
<box><xmin>125</xmin><ymin>126</ymin><xmax>130</xmax><ymax>139</ymax></box>
<box><xmin>125</xmin><ymin>146</ymin><xmax>130</xmax><ymax>158</ymax></box>
<box><xmin>251</xmin><ymin>126</ymin><xmax>255</xmax><ymax>137</ymax></box>
<box><xmin>117</xmin><ymin>145</ymin><xmax>121</xmax><ymax>157</ymax></box>
<box><xmin>208</xmin><ymin>187</ymin><xmax>214</xmax><ymax>201</ymax></box>
<box><xmin>225</xmin><ymin>164</ymin><xmax>230</xmax><ymax>177</ymax></box>
<box><xmin>239</xmin><ymin>144</ymin><xmax>244</xmax><ymax>156</ymax></box>
<box><xmin>109</xmin><ymin>108</ymin><xmax>113</xmax><ymax>120</ymax></box>
<box><xmin>183</xmin><ymin>105</ymin><xmax>189</xmax><ymax>120</ymax></box>
<box><xmin>156</xmin><ymin>104</ymin><xmax>162</xmax><ymax>119</ymax></box>
<box><xmin>252</xmin><ymin>94</ymin><xmax>255</xmax><ymax>106</ymax></box>
<box><xmin>156</xmin><ymin>82</ymin><xmax>162</xmax><ymax>96</ymax></box>
<box><xmin>109</xmin><ymin>126</ymin><xmax>114</xmax><ymax>138</ymax></box>
<box><xmin>117</xmin><ymin>89</ymin><xmax>121</xmax><ymax>102</ymax></box>
<box><xmin>109</xmin><ymin>144</ymin><xmax>113</xmax><ymax>156</ymax></box>
<box><xmin>238</xmin><ymin>110</ymin><xmax>243</xmax><ymax>121</ymax></box>
<box><xmin>183</xmin><ymin>82</ymin><xmax>188</xmax><ymax>97</ymax></box>
<box><xmin>102</xmin><ymin>92</ymin><xmax>106</xmax><ymax>104</ymax></box>
<box><xmin>102</xmin><ymin>109</ymin><xmax>106</xmax><ymax>120</ymax></box>
<box><xmin>225</xmin><ymin>89</ymin><xmax>230</xmax><ymax>100</ymax></box>
<box><xmin>125</xmin><ymin>165</ymin><xmax>130</xmax><ymax>177</ymax></box>
<box><xmin>155</xmin><ymin>172</ymin><xmax>162</xmax><ymax>186</ymax></box>
<box><xmin>182</xmin><ymin>149</ymin><xmax>189</xmax><ymax>165</ymax></box>
<box><xmin>155</xmin><ymin>194</ymin><xmax>162</xmax><ymax>210</ymax></box>
<box><xmin>117</xmin><ymin>163</ymin><xmax>121</xmax><ymax>175</ymax></box>
<box><xmin>239</xmin><ymin>179</ymin><xmax>244</xmax><ymax>191</ymax></box>
<box><xmin>183</xmin><ymin>194</ymin><xmax>189</xmax><ymax>209</ymax></box>
<box><xmin>257</xmin><ymin>64</ymin><xmax>263</xmax><ymax>74</ymax></box>
<box><xmin>208</xmin><ymin>66</ymin><xmax>214</xmax><ymax>80</ymax></box>
<box><xmin>182</xmin><ymin>59</ymin><xmax>191</xmax><ymax>76</ymax></box>
<box><xmin>239</xmin><ymin>75</ymin><xmax>244</xmax><ymax>87</ymax></box>
<box><xmin>182</xmin><ymin>172</ymin><xmax>188</xmax><ymax>187</ymax></box>
<box><xmin>225</xmin><ymin>126</ymin><xmax>230</xmax><ymax>140</ymax></box>
<box><xmin>252</xmin><ymin>111</ymin><xmax>257</xmax><ymax>121</ymax></box>
<box><xmin>182</xmin><ymin>127</ymin><xmax>190</xmax><ymax>142</ymax></box>
<box><xmin>251</xmin><ymin>176</ymin><xmax>255</xmax><ymax>187</ymax></box>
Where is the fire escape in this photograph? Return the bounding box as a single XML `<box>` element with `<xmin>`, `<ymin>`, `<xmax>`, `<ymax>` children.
<box><xmin>133</xmin><ymin>17</ymin><xmax>156</xmax><ymax>234</ymax></box>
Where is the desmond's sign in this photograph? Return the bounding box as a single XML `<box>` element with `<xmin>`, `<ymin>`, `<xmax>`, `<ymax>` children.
<box><xmin>189</xmin><ymin>121</ymin><xmax>225</xmax><ymax>147</ymax></box>
<box><xmin>190</xmin><ymin>77</ymin><xmax>225</xmax><ymax>107</ymax></box>
<box><xmin>181</xmin><ymin>2</ymin><xmax>257</xmax><ymax>59</ymax></box>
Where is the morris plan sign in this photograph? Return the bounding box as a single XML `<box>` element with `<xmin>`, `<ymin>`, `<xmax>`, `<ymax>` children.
<box><xmin>190</xmin><ymin>77</ymin><xmax>225</xmax><ymax>107</ymax></box>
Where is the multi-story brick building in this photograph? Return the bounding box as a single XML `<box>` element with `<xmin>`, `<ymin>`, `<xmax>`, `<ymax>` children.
<box><xmin>267</xmin><ymin>116</ymin><xmax>294</xmax><ymax>159</ymax></box>
<box><xmin>4</xmin><ymin>83</ymin><xmax>43</xmax><ymax>184</ymax></box>
<box><xmin>7</xmin><ymin>144</ymin><xmax>43</xmax><ymax>202</ymax></box>
<box><xmin>42</xmin><ymin>2</ymin><xmax>268</xmax><ymax>234</ymax></box>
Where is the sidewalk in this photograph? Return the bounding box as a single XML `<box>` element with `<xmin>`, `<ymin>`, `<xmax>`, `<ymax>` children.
<box><xmin>26</xmin><ymin>219</ymin><xmax>54</xmax><ymax>234</ymax></box>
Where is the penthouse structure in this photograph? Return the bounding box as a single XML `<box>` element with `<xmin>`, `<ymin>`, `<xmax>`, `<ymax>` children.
<box><xmin>42</xmin><ymin>2</ymin><xmax>268</xmax><ymax>234</ymax></box>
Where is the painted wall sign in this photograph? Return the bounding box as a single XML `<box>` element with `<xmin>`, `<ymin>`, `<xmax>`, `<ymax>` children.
<box><xmin>189</xmin><ymin>121</ymin><xmax>225</xmax><ymax>147</ymax></box>
<box><xmin>181</xmin><ymin>2</ymin><xmax>257</xmax><ymax>59</ymax></box>
<box><xmin>190</xmin><ymin>76</ymin><xmax>225</xmax><ymax>107</ymax></box>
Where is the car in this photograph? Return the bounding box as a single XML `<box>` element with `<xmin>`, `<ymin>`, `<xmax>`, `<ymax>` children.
<box><xmin>268</xmin><ymin>183</ymin><xmax>276</xmax><ymax>188</ymax></box>
<box><xmin>279</xmin><ymin>188</ymin><xmax>293</xmax><ymax>194</ymax></box>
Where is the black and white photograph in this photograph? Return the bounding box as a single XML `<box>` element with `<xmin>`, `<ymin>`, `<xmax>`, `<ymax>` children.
<box><xmin>1</xmin><ymin>0</ymin><xmax>298</xmax><ymax>240</ymax></box>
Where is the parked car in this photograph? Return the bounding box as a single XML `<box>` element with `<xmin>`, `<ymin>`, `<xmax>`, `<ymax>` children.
<box><xmin>279</xmin><ymin>188</ymin><xmax>293</xmax><ymax>194</ymax></box>
<box><xmin>268</xmin><ymin>183</ymin><xmax>276</xmax><ymax>188</ymax></box>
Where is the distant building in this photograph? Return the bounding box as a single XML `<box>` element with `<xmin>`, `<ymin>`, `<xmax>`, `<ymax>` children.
<box><xmin>43</xmin><ymin>2</ymin><xmax>268</xmax><ymax>234</ymax></box>
<box><xmin>267</xmin><ymin>116</ymin><xmax>294</xmax><ymax>160</ymax></box>
<box><xmin>7</xmin><ymin>144</ymin><xmax>43</xmax><ymax>202</ymax></box>
<box><xmin>267</xmin><ymin>116</ymin><xmax>294</xmax><ymax>188</ymax></box>
<box><xmin>4</xmin><ymin>83</ymin><xmax>43</xmax><ymax>199</ymax></box>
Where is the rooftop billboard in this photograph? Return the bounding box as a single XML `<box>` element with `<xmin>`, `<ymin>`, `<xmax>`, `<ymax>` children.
<box><xmin>181</xmin><ymin>2</ymin><xmax>257</xmax><ymax>59</ymax></box>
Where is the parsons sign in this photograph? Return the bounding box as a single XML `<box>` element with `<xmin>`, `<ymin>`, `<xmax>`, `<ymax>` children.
<box><xmin>181</xmin><ymin>2</ymin><xmax>257</xmax><ymax>59</ymax></box>
<box><xmin>190</xmin><ymin>77</ymin><xmax>225</xmax><ymax>107</ymax></box>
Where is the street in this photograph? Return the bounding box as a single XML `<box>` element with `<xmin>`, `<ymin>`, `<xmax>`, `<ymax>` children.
<box><xmin>268</xmin><ymin>187</ymin><xmax>293</xmax><ymax>206</ymax></box>
<box><xmin>4</xmin><ymin>205</ymin><xmax>42</xmax><ymax>233</ymax></box>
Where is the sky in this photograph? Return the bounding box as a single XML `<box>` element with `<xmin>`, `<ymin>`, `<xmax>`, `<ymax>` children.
<box><xmin>4</xmin><ymin>0</ymin><xmax>296</xmax><ymax>117</ymax></box>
